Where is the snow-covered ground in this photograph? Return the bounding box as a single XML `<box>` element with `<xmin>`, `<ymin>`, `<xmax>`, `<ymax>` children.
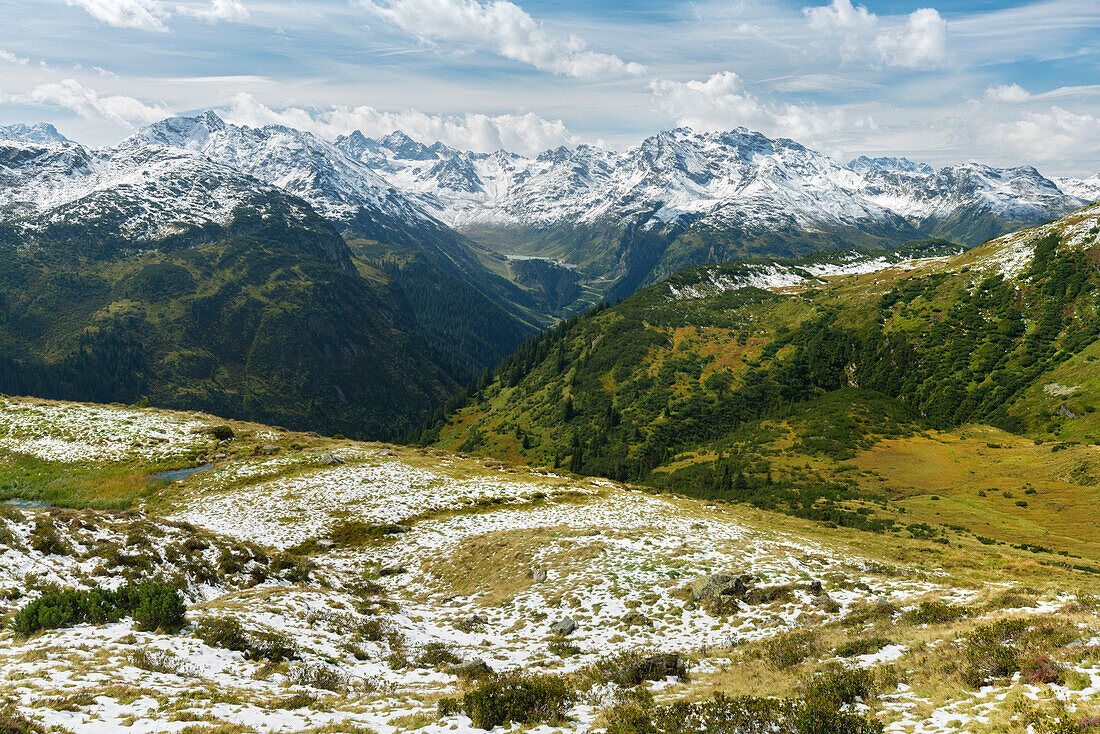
<box><xmin>0</xmin><ymin>397</ymin><xmax>1096</xmax><ymax>733</ymax></box>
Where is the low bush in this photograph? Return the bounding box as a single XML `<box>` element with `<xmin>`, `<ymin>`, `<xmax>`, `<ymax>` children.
<box><xmin>603</xmin><ymin>690</ymin><xmax>883</xmax><ymax>734</ymax></box>
<box><xmin>842</xmin><ymin>600</ymin><xmax>896</xmax><ymax>628</ymax></box>
<box><xmin>901</xmin><ymin>600</ymin><xmax>969</xmax><ymax>625</ymax></box>
<box><xmin>287</xmin><ymin>663</ymin><xmax>346</xmax><ymax>692</ymax></box>
<box><xmin>0</xmin><ymin>700</ymin><xmax>44</xmax><ymax>734</ymax></box>
<box><xmin>763</xmin><ymin>631</ymin><xmax>818</xmax><ymax>669</ymax></box>
<box><xmin>208</xmin><ymin>425</ymin><xmax>235</xmax><ymax>441</ymax></box>
<box><xmin>835</xmin><ymin>637</ymin><xmax>891</xmax><ymax>658</ymax></box>
<box><xmin>115</xmin><ymin>583</ymin><xmax>187</xmax><ymax>632</ymax></box>
<box><xmin>12</xmin><ymin>582</ymin><xmax>185</xmax><ymax>636</ymax></box>
<box><xmin>583</xmin><ymin>651</ymin><xmax>689</xmax><ymax>688</ymax></box>
<box><xmin>961</xmin><ymin>618</ymin><xmax>1073</xmax><ymax>687</ymax></box>
<box><xmin>28</xmin><ymin>520</ymin><xmax>70</xmax><ymax>556</ymax></box>
<box><xmin>193</xmin><ymin>617</ymin><xmax>298</xmax><ymax>662</ymax></box>
<box><xmin>129</xmin><ymin>648</ymin><xmax>197</xmax><ymax>677</ymax></box>
<box><xmin>460</xmin><ymin>673</ymin><xmax>574</xmax><ymax>730</ymax></box>
<box><xmin>414</xmin><ymin>642</ymin><xmax>462</xmax><ymax>668</ymax></box>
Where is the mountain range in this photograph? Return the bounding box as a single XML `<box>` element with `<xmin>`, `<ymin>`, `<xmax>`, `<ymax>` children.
<box><xmin>1</xmin><ymin>113</ymin><xmax>1099</xmax><ymax>438</ymax></box>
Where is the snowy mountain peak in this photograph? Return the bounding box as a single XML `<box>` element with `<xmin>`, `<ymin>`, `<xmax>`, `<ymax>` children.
<box><xmin>849</xmin><ymin>155</ymin><xmax>934</xmax><ymax>175</ymax></box>
<box><xmin>0</xmin><ymin>122</ymin><xmax>70</xmax><ymax>144</ymax></box>
<box><xmin>380</xmin><ymin>131</ymin><xmax>436</xmax><ymax>161</ymax></box>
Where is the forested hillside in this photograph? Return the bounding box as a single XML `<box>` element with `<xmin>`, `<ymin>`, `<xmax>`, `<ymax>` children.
<box><xmin>425</xmin><ymin>204</ymin><xmax>1100</xmax><ymax>547</ymax></box>
<box><xmin>0</xmin><ymin>200</ymin><xmax>465</xmax><ymax>439</ymax></box>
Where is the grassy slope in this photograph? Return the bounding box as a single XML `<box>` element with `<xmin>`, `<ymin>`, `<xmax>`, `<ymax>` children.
<box><xmin>1</xmin><ymin>394</ymin><xmax>1097</xmax><ymax>733</ymax></box>
<box><xmin>429</xmin><ymin>204</ymin><xmax>1100</xmax><ymax>562</ymax></box>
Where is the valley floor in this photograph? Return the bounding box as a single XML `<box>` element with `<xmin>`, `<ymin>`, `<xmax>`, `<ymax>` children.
<box><xmin>0</xmin><ymin>397</ymin><xmax>1096</xmax><ymax>733</ymax></box>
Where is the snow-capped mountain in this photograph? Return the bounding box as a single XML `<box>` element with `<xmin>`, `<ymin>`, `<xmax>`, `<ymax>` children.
<box><xmin>4</xmin><ymin>113</ymin><xmax>1099</xmax><ymax>315</ymax></box>
<box><xmin>1056</xmin><ymin>174</ymin><xmax>1100</xmax><ymax>203</ymax></box>
<box><xmin>131</xmin><ymin>112</ymin><xmax>433</xmax><ymax>232</ymax></box>
<box><xmin>336</xmin><ymin>126</ymin><xmax>1093</xmax><ymax>246</ymax></box>
<box><xmin>848</xmin><ymin>156</ymin><xmax>934</xmax><ymax>175</ymax></box>
<box><xmin>0</xmin><ymin>132</ymin><xmax>325</xmax><ymax>247</ymax></box>
<box><xmin>0</xmin><ymin>122</ymin><xmax>70</xmax><ymax>144</ymax></box>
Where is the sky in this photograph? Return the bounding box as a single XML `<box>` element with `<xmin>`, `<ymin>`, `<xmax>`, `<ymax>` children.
<box><xmin>0</xmin><ymin>0</ymin><xmax>1099</xmax><ymax>174</ymax></box>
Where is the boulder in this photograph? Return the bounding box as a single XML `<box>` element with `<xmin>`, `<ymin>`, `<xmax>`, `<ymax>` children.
<box><xmin>809</xmin><ymin>580</ymin><xmax>823</xmax><ymax>595</ymax></box>
<box><xmin>691</xmin><ymin>572</ymin><xmax>753</xmax><ymax>610</ymax></box>
<box><xmin>551</xmin><ymin>616</ymin><xmax>576</xmax><ymax>636</ymax></box>
<box><xmin>532</xmin><ymin>568</ymin><xmax>548</xmax><ymax>583</ymax></box>
<box><xmin>622</xmin><ymin>611</ymin><xmax>651</xmax><ymax>627</ymax></box>
<box><xmin>1056</xmin><ymin>404</ymin><xmax>1079</xmax><ymax>419</ymax></box>
<box><xmin>812</xmin><ymin>593</ymin><xmax>840</xmax><ymax>613</ymax></box>
<box><xmin>379</xmin><ymin>565</ymin><xmax>406</xmax><ymax>576</ymax></box>
<box><xmin>446</xmin><ymin>659</ymin><xmax>494</xmax><ymax>680</ymax></box>
<box><xmin>319</xmin><ymin>454</ymin><xmax>346</xmax><ymax>466</ymax></box>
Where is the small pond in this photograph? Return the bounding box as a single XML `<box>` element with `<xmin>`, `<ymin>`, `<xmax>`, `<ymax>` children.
<box><xmin>3</xmin><ymin>499</ymin><xmax>51</xmax><ymax>509</ymax></box>
<box><xmin>153</xmin><ymin>464</ymin><xmax>213</xmax><ymax>483</ymax></box>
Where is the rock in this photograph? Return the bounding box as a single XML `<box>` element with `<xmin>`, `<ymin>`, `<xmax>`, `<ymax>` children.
<box><xmin>691</xmin><ymin>522</ymin><xmax>706</xmax><ymax>529</ymax></box>
<box><xmin>622</xmin><ymin>611</ymin><xmax>651</xmax><ymax>627</ymax></box>
<box><xmin>456</xmin><ymin>614</ymin><xmax>487</xmax><ymax>631</ymax></box>
<box><xmin>1055</xmin><ymin>404</ymin><xmax>1079</xmax><ymax>419</ymax></box>
<box><xmin>446</xmin><ymin>659</ymin><xmax>493</xmax><ymax>680</ymax></box>
<box><xmin>812</xmin><ymin>593</ymin><xmax>840</xmax><ymax>613</ymax></box>
<box><xmin>379</xmin><ymin>448</ymin><xmax>396</xmax><ymax>456</ymax></box>
<box><xmin>315</xmin><ymin>539</ymin><xmax>334</xmax><ymax>550</ymax></box>
<box><xmin>319</xmin><ymin>454</ymin><xmax>345</xmax><ymax>465</ymax></box>
<box><xmin>551</xmin><ymin>616</ymin><xmax>576</xmax><ymax>636</ymax></box>
<box><xmin>259</xmin><ymin>444</ymin><xmax>280</xmax><ymax>454</ymax></box>
<box><xmin>809</xmin><ymin>580</ymin><xmax>823</xmax><ymax>595</ymax></box>
<box><xmin>691</xmin><ymin>572</ymin><xmax>753</xmax><ymax>609</ymax></box>
<box><xmin>379</xmin><ymin>565</ymin><xmax>406</xmax><ymax>576</ymax></box>
<box><xmin>532</xmin><ymin>568</ymin><xmax>548</xmax><ymax>583</ymax></box>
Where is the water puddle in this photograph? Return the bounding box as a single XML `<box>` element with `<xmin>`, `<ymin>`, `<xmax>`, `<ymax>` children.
<box><xmin>153</xmin><ymin>464</ymin><xmax>213</xmax><ymax>483</ymax></box>
<box><xmin>3</xmin><ymin>499</ymin><xmax>51</xmax><ymax>509</ymax></box>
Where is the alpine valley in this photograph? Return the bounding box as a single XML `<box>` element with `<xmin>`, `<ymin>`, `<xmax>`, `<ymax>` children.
<box><xmin>1</xmin><ymin>114</ymin><xmax>1098</xmax><ymax>440</ymax></box>
<box><xmin>1</xmin><ymin>116</ymin><xmax>1100</xmax><ymax>734</ymax></box>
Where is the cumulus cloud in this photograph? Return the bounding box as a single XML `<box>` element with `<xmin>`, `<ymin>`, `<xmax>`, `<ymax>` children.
<box><xmin>985</xmin><ymin>83</ymin><xmax>1031</xmax><ymax>103</ymax></box>
<box><xmin>66</xmin><ymin>0</ymin><xmax>248</xmax><ymax>30</ymax></box>
<box><xmin>23</xmin><ymin>79</ymin><xmax>169</xmax><ymax>126</ymax></box>
<box><xmin>0</xmin><ymin>50</ymin><xmax>30</xmax><ymax>66</ymax></box>
<box><xmin>362</xmin><ymin>0</ymin><xmax>645</xmax><ymax>78</ymax></box>
<box><xmin>649</xmin><ymin>71</ymin><xmax>845</xmax><ymax>147</ymax></box>
<box><xmin>221</xmin><ymin>92</ymin><xmax>578</xmax><ymax>155</ymax></box>
<box><xmin>985</xmin><ymin>106</ymin><xmax>1100</xmax><ymax>164</ymax></box>
<box><xmin>804</xmin><ymin>0</ymin><xmax>949</xmax><ymax>69</ymax></box>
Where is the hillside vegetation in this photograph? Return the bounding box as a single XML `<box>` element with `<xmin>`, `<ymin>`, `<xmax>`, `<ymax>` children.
<box><xmin>427</xmin><ymin>204</ymin><xmax>1100</xmax><ymax>559</ymax></box>
<box><xmin>0</xmin><ymin>396</ymin><xmax>1097</xmax><ymax>733</ymax></box>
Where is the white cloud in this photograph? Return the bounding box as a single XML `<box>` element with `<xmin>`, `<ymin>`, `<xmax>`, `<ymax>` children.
<box><xmin>649</xmin><ymin>71</ymin><xmax>845</xmax><ymax>147</ymax></box>
<box><xmin>362</xmin><ymin>0</ymin><xmax>645</xmax><ymax>78</ymax></box>
<box><xmin>804</xmin><ymin>0</ymin><xmax>949</xmax><ymax>69</ymax></box>
<box><xmin>0</xmin><ymin>50</ymin><xmax>30</xmax><ymax>66</ymax></box>
<box><xmin>175</xmin><ymin>0</ymin><xmax>248</xmax><ymax>23</ymax></box>
<box><xmin>985</xmin><ymin>83</ymin><xmax>1031</xmax><ymax>103</ymax></box>
<box><xmin>25</xmin><ymin>79</ymin><xmax>169</xmax><ymax>126</ymax></box>
<box><xmin>66</xmin><ymin>0</ymin><xmax>169</xmax><ymax>31</ymax></box>
<box><xmin>66</xmin><ymin>0</ymin><xmax>249</xmax><ymax>30</ymax></box>
<box><xmin>221</xmin><ymin>93</ymin><xmax>579</xmax><ymax>155</ymax></box>
<box><xmin>985</xmin><ymin>106</ymin><xmax>1100</xmax><ymax>164</ymax></box>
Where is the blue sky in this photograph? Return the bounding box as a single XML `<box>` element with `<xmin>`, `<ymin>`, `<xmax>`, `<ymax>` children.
<box><xmin>0</xmin><ymin>0</ymin><xmax>1099</xmax><ymax>174</ymax></box>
